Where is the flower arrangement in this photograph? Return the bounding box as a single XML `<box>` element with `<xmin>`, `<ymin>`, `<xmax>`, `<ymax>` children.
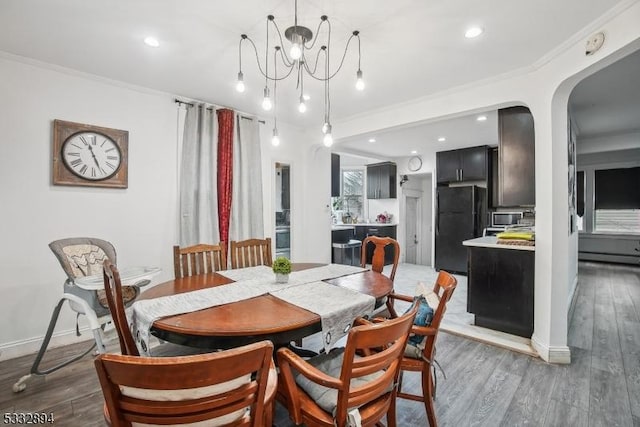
<box><xmin>272</xmin><ymin>256</ymin><xmax>292</xmax><ymax>275</ymax></box>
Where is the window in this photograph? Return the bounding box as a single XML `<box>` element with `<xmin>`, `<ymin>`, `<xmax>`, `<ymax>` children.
<box><xmin>332</xmin><ymin>169</ymin><xmax>364</xmax><ymax>223</ymax></box>
<box><xmin>594</xmin><ymin>167</ymin><xmax>640</xmax><ymax>234</ymax></box>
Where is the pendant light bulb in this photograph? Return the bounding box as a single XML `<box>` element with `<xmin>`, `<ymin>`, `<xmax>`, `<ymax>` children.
<box><xmin>290</xmin><ymin>42</ymin><xmax>302</xmax><ymax>60</ymax></box>
<box><xmin>298</xmin><ymin>96</ymin><xmax>307</xmax><ymax>113</ymax></box>
<box><xmin>261</xmin><ymin>87</ymin><xmax>272</xmax><ymax>111</ymax></box>
<box><xmin>236</xmin><ymin>72</ymin><xmax>245</xmax><ymax>93</ymax></box>
<box><xmin>355</xmin><ymin>69</ymin><xmax>365</xmax><ymax>91</ymax></box>
<box><xmin>323</xmin><ymin>124</ymin><xmax>333</xmax><ymax>147</ymax></box>
<box><xmin>271</xmin><ymin>128</ymin><xmax>280</xmax><ymax>146</ymax></box>
<box><xmin>322</xmin><ymin>122</ymin><xmax>329</xmax><ymax>134</ymax></box>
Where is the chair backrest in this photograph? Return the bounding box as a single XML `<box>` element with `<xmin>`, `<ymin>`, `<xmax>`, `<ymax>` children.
<box><xmin>279</xmin><ymin>308</ymin><xmax>416</xmax><ymax>425</ymax></box>
<box><xmin>335</xmin><ymin>309</ymin><xmax>416</xmax><ymax>424</ymax></box>
<box><xmin>422</xmin><ymin>270</ymin><xmax>458</xmax><ymax>359</ymax></box>
<box><xmin>173</xmin><ymin>243</ymin><xmax>227</xmax><ymax>279</ymax></box>
<box><xmin>360</xmin><ymin>236</ymin><xmax>400</xmax><ymax>281</ymax></box>
<box><xmin>50</xmin><ymin>237</ymin><xmax>116</xmax><ymax>280</ymax></box>
<box><xmin>230</xmin><ymin>238</ymin><xmax>273</xmax><ymax>269</ymax></box>
<box><xmin>94</xmin><ymin>340</ymin><xmax>274</xmax><ymax>427</ymax></box>
<box><xmin>103</xmin><ymin>259</ymin><xmax>140</xmax><ymax>356</ymax></box>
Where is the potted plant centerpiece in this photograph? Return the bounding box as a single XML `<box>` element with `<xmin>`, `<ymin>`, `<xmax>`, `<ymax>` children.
<box><xmin>273</xmin><ymin>256</ymin><xmax>292</xmax><ymax>283</ymax></box>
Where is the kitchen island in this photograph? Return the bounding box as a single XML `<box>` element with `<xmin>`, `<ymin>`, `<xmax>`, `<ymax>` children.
<box><xmin>463</xmin><ymin>236</ymin><xmax>534</xmax><ymax>338</ymax></box>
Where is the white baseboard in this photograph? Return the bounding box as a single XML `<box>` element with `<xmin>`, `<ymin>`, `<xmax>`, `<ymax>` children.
<box><xmin>0</xmin><ymin>327</ymin><xmax>94</xmax><ymax>362</ymax></box>
<box><xmin>531</xmin><ymin>336</ymin><xmax>571</xmax><ymax>364</ymax></box>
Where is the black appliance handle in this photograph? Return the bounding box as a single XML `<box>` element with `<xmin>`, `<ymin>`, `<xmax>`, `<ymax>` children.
<box><xmin>435</xmin><ymin>192</ymin><xmax>439</xmax><ymax>235</ymax></box>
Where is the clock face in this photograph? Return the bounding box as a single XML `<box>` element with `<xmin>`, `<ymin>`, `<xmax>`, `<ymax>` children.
<box><xmin>61</xmin><ymin>132</ymin><xmax>122</xmax><ymax>181</ymax></box>
<box><xmin>408</xmin><ymin>156</ymin><xmax>422</xmax><ymax>172</ymax></box>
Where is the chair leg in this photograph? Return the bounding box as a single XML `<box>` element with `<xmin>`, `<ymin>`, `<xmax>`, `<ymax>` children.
<box><xmin>387</xmin><ymin>390</ymin><xmax>398</xmax><ymax>427</ymax></box>
<box><xmin>422</xmin><ymin>367</ymin><xmax>437</xmax><ymax>427</ymax></box>
<box><xmin>13</xmin><ymin>298</ymin><xmax>97</xmax><ymax>393</ymax></box>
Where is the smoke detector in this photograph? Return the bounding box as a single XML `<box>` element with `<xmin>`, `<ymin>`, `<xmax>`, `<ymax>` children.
<box><xmin>585</xmin><ymin>32</ymin><xmax>605</xmax><ymax>56</ymax></box>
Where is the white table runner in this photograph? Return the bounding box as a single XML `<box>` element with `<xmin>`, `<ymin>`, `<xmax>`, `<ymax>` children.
<box><xmin>130</xmin><ymin>264</ymin><xmax>368</xmax><ymax>355</ymax></box>
<box><xmin>272</xmin><ymin>281</ymin><xmax>374</xmax><ymax>351</ymax></box>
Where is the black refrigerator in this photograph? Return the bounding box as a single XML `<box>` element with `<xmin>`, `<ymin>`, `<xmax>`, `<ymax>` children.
<box><xmin>435</xmin><ymin>186</ymin><xmax>487</xmax><ymax>274</ymax></box>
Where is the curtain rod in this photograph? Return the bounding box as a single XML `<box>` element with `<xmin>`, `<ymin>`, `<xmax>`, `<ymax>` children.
<box><xmin>174</xmin><ymin>99</ymin><xmax>265</xmax><ymax>124</ymax></box>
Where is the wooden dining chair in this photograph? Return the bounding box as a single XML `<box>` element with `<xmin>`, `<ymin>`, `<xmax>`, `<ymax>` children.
<box><xmin>173</xmin><ymin>243</ymin><xmax>227</xmax><ymax>279</ymax></box>
<box><xmin>102</xmin><ymin>259</ymin><xmax>278</xmax><ymax>425</ymax></box>
<box><xmin>102</xmin><ymin>259</ymin><xmax>212</xmax><ymax>357</ymax></box>
<box><xmin>94</xmin><ymin>340</ymin><xmax>276</xmax><ymax>427</ymax></box>
<box><xmin>382</xmin><ymin>270</ymin><xmax>458</xmax><ymax>427</ymax></box>
<box><xmin>276</xmin><ymin>307</ymin><xmax>417</xmax><ymax>427</ymax></box>
<box><xmin>230</xmin><ymin>238</ymin><xmax>273</xmax><ymax>269</ymax></box>
<box><xmin>361</xmin><ymin>235</ymin><xmax>400</xmax><ymax>281</ymax></box>
<box><xmin>361</xmin><ymin>235</ymin><xmax>400</xmax><ymax>317</ymax></box>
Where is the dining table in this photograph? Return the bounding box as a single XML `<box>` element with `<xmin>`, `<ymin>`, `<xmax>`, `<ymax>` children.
<box><xmin>137</xmin><ymin>263</ymin><xmax>394</xmax><ymax>350</ymax></box>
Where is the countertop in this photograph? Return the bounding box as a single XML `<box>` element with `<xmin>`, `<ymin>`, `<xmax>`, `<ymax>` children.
<box><xmin>463</xmin><ymin>236</ymin><xmax>535</xmax><ymax>251</ymax></box>
<box><xmin>332</xmin><ymin>223</ymin><xmax>397</xmax><ymax>230</ymax></box>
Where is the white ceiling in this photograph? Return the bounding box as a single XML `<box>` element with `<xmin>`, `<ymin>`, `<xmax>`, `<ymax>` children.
<box><xmin>0</xmin><ymin>0</ymin><xmax>635</xmax><ymax>158</ymax></box>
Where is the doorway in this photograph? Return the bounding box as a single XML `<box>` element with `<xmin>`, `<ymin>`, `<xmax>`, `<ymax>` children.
<box><xmin>401</xmin><ymin>173</ymin><xmax>432</xmax><ymax>266</ymax></box>
<box><xmin>405</xmin><ymin>196</ymin><xmax>418</xmax><ymax>263</ymax></box>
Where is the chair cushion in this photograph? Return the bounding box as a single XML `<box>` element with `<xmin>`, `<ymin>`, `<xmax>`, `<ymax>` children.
<box><xmin>121</xmin><ymin>374</ymin><xmax>251</xmax><ymax>427</ymax></box>
<box><xmin>402</xmin><ymin>283</ymin><xmax>440</xmax><ymax>358</ymax></box>
<box><xmin>97</xmin><ymin>286</ymin><xmax>137</xmax><ymax>309</ymax></box>
<box><xmin>62</xmin><ymin>244</ymin><xmax>109</xmax><ymax>277</ymax></box>
<box><xmin>294</xmin><ymin>347</ymin><xmax>385</xmax><ymax>415</ymax></box>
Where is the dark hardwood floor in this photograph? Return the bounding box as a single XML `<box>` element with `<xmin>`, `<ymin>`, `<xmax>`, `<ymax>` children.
<box><xmin>1</xmin><ymin>261</ymin><xmax>639</xmax><ymax>426</ymax></box>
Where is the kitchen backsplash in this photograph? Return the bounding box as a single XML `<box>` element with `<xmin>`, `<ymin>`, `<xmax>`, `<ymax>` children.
<box><xmin>368</xmin><ymin>199</ymin><xmax>399</xmax><ymax>224</ymax></box>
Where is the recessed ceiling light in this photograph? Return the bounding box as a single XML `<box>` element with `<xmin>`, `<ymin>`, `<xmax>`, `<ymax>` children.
<box><xmin>411</xmin><ymin>150</ymin><xmax>417</xmax><ymax>154</ymax></box>
<box><xmin>368</xmin><ymin>138</ymin><xmax>376</xmax><ymax>143</ymax></box>
<box><xmin>476</xmin><ymin>115</ymin><xmax>487</xmax><ymax>122</ymax></box>
<box><xmin>438</xmin><ymin>137</ymin><xmax>446</xmax><ymax>142</ymax></box>
<box><xmin>465</xmin><ymin>27</ymin><xmax>483</xmax><ymax>39</ymax></box>
<box><xmin>144</xmin><ymin>36</ymin><xmax>160</xmax><ymax>48</ymax></box>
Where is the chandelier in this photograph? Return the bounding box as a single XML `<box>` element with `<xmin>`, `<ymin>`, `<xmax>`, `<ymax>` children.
<box><xmin>236</xmin><ymin>0</ymin><xmax>364</xmax><ymax>147</ymax></box>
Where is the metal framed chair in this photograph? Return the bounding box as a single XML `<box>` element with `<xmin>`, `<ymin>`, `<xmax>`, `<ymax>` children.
<box><xmin>13</xmin><ymin>237</ymin><xmax>151</xmax><ymax>392</ymax></box>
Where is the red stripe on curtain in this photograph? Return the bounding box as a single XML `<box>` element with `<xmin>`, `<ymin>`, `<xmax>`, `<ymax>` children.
<box><xmin>217</xmin><ymin>109</ymin><xmax>234</xmax><ymax>250</ymax></box>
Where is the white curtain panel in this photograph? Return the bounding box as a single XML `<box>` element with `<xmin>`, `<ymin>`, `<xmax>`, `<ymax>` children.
<box><xmin>229</xmin><ymin>115</ymin><xmax>264</xmax><ymax>241</ymax></box>
<box><xmin>179</xmin><ymin>104</ymin><xmax>220</xmax><ymax>246</ymax></box>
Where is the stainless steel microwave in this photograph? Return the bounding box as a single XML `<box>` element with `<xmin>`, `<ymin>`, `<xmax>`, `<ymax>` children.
<box><xmin>491</xmin><ymin>211</ymin><xmax>523</xmax><ymax>228</ymax></box>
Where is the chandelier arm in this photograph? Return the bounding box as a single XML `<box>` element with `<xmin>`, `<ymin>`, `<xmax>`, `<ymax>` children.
<box><xmin>269</xmin><ymin>18</ymin><xmax>295</xmax><ymax>67</ymax></box>
<box><xmin>304</xmin><ymin>33</ymin><xmax>357</xmax><ymax>81</ymax></box>
<box><xmin>273</xmin><ymin>48</ymin><xmax>278</xmax><ymax>128</ymax></box>
<box><xmin>264</xmin><ymin>16</ymin><xmax>270</xmax><ymax>87</ymax></box>
<box><xmin>304</xmin><ymin>16</ymin><xmax>329</xmax><ymax>51</ymax></box>
<box><xmin>302</xmin><ymin>47</ymin><xmax>325</xmax><ymax>75</ymax></box>
<box><xmin>245</xmin><ymin>36</ymin><xmax>296</xmax><ymax>81</ymax></box>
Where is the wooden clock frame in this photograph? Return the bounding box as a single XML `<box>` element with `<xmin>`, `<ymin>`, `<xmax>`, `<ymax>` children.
<box><xmin>52</xmin><ymin>119</ymin><xmax>129</xmax><ymax>188</ymax></box>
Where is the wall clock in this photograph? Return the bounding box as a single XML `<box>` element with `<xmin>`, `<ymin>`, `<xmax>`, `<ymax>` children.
<box><xmin>408</xmin><ymin>156</ymin><xmax>423</xmax><ymax>172</ymax></box>
<box><xmin>52</xmin><ymin>120</ymin><xmax>128</xmax><ymax>188</ymax></box>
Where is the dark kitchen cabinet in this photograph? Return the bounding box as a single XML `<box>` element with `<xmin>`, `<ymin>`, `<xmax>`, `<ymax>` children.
<box><xmin>498</xmin><ymin>106</ymin><xmax>535</xmax><ymax>206</ymax></box>
<box><xmin>467</xmin><ymin>245</ymin><xmax>534</xmax><ymax>338</ymax></box>
<box><xmin>436</xmin><ymin>146</ymin><xmax>490</xmax><ymax>184</ymax></box>
<box><xmin>366</xmin><ymin>162</ymin><xmax>397</xmax><ymax>199</ymax></box>
<box><xmin>331</xmin><ymin>153</ymin><xmax>340</xmax><ymax>197</ymax></box>
<box><xmin>355</xmin><ymin>225</ymin><xmax>397</xmax><ymax>265</ymax></box>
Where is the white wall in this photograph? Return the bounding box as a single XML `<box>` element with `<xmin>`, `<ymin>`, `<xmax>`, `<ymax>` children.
<box><xmin>260</xmin><ymin>123</ymin><xmax>331</xmax><ymax>264</ymax></box>
<box><xmin>0</xmin><ymin>54</ymin><xmax>327</xmax><ymax>359</ymax></box>
<box><xmin>332</xmin><ymin>2</ymin><xmax>640</xmax><ymax>362</ymax></box>
<box><xmin>0</xmin><ymin>56</ymin><xmax>179</xmax><ymax>359</ymax></box>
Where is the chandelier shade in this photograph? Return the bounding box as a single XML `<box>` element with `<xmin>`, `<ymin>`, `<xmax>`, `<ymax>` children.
<box><xmin>236</xmin><ymin>0</ymin><xmax>364</xmax><ymax>147</ymax></box>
